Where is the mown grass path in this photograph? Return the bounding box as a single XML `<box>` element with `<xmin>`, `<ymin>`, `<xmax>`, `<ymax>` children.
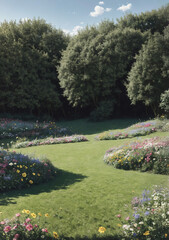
<box><xmin>0</xmin><ymin>119</ymin><xmax>168</xmax><ymax>238</ymax></box>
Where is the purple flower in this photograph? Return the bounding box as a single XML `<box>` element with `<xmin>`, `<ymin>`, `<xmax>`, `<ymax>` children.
<box><xmin>133</xmin><ymin>213</ymin><xmax>140</xmax><ymax>219</ymax></box>
<box><xmin>145</xmin><ymin>211</ymin><xmax>149</xmax><ymax>216</ymax></box>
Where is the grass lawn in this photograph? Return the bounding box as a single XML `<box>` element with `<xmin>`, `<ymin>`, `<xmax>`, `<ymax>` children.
<box><xmin>0</xmin><ymin>118</ymin><xmax>168</xmax><ymax>239</ymax></box>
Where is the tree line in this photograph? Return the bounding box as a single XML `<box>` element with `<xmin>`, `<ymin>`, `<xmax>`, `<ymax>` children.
<box><xmin>0</xmin><ymin>4</ymin><xmax>169</xmax><ymax>120</ymax></box>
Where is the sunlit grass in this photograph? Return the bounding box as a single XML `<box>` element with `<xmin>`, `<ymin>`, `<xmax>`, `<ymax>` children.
<box><xmin>0</xmin><ymin>118</ymin><xmax>168</xmax><ymax>239</ymax></box>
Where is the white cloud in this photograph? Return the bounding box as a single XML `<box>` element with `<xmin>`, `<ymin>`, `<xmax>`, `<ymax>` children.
<box><xmin>117</xmin><ymin>3</ymin><xmax>132</xmax><ymax>12</ymax></box>
<box><xmin>99</xmin><ymin>1</ymin><xmax>104</xmax><ymax>5</ymax></box>
<box><xmin>63</xmin><ymin>25</ymin><xmax>84</xmax><ymax>36</ymax></box>
<box><xmin>90</xmin><ymin>5</ymin><xmax>105</xmax><ymax>17</ymax></box>
<box><xmin>21</xmin><ymin>17</ymin><xmax>29</xmax><ymax>22</ymax></box>
<box><xmin>105</xmin><ymin>8</ymin><xmax>112</xmax><ymax>12</ymax></box>
<box><xmin>80</xmin><ymin>22</ymin><xmax>84</xmax><ymax>25</ymax></box>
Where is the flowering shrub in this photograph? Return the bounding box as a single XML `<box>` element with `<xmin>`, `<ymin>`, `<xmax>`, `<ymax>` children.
<box><xmin>0</xmin><ymin>118</ymin><xmax>71</xmax><ymax>140</ymax></box>
<box><xmin>104</xmin><ymin>137</ymin><xmax>169</xmax><ymax>174</ymax></box>
<box><xmin>12</xmin><ymin>135</ymin><xmax>88</xmax><ymax>149</ymax></box>
<box><xmin>0</xmin><ymin>210</ymin><xmax>59</xmax><ymax>239</ymax></box>
<box><xmin>97</xmin><ymin>120</ymin><xmax>164</xmax><ymax>141</ymax></box>
<box><xmin>0</xmin><ymin>149</ymin><xmax>57</xmax><ymax>192</ymax></box>
<box><xmin>117</xmin><ymin>186</ymin><xmax>169</xmax><ymax>239</ymax></box>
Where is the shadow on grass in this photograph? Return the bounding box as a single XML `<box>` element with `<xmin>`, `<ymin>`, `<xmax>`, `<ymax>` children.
<box><xmin>59</xmin><ymin>118</ymin><xmax>140</xmax><ymax>135</ymax></box>
<box><xmin>0</xmin><ymin>169</ymin><xmax>87</xmax><ymax>206</ymax></box>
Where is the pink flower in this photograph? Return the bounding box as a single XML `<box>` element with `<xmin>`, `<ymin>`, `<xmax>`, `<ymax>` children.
<box><xmin>42</xmin><ymin>228</ymin><xmax>48</xmax><ymax>233</ymax></box>
<box><xmin>126</xmin><ymin>216</ymin><xmax>130</xmax><ymax>221</ymax></box>
<box><xmin>117</xmin><ymin>214</ymin><xmax>121</xmax><ymax>218</ymax></box>
<box><xmin>34</xmin><ymin>224</ymin><xmax>38</xmax><ymax>228</ymax></box>
<box><xmin>13</xmin><ymin>233</ymin><xmax>20</xmax><ymax>240</ymax></box>
<box><xmin>4</xmin><ymin>226</ymin><xmax>12</xmax><ymax>232</ymax></box>
<box><xmin>25</xmin><ymin>218</ymin><xmax>31</xmax><ymax>223</ymax></box>
<box><xmin>26</xmin><ymin>224</ymin><xmax>33</xmax><ymax>231</ymax></box>
<box><xmin>0</xmin><ymin>221</ymin><xmax>5</xmax><ymax>225</ymax></box>
<box><xmin>12</xmin><ymin>225</ymin><xmax>18</xmax><ymax>230</ymax></box>
<box><xmin>16</xmin><ymin>213</ymin><xmax>21</xmax><ymax>217</ymax></box>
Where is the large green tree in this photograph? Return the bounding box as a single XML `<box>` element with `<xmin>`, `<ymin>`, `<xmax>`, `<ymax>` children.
<box><xmin>126</xmin><ymin>26</ymin><xmax>169</xmax><ymax>116</ymax></box>
<box><xmin>117</xmin><ymin>4</ymin><xmax>169</xmax><ymax>34</ymax></box>
<box><xmin>0</xmin><ymin>19</ymin><xmax>69</xmax><ymax>116</ymax></box>
<box><xmin>58</xmin><ymin>23</ymin><xmax>145</xmax><ymax>115</ymax></box>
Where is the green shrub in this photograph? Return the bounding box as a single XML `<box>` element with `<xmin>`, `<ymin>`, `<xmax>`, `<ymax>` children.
<box><xmin>89</xmin><ymin>100</ymin><xmax>114</xmax><ymax>121</ymax></box>
<box><xmin>160</xmin><ymin>89</ymin><xmax>169</xmax><ymax>117</ymax></box>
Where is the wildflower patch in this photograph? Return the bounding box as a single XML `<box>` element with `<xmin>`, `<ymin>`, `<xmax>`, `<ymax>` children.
<box><xmin>104</xmin><ymin>137</ymin><xmax>169</xmax><ymax>174</ymax></box>
<box><xmin>97</xmin><ymin>119</ymin><xmax>168</xmax><ymax>141</ymax></box>
<box><xmin>116</xmin><ymin>186</ymin><xmax>169</xmax><ymax>239</ymax></box>
<box><xmin>12</xmin><ymin>135</ymin><xmax>88</xmax><ymax>148</ymax></box>
<box><xmin>0</xmin><ymin>149</ymin><xmax>57</xmax><ymax>192</ymax></box>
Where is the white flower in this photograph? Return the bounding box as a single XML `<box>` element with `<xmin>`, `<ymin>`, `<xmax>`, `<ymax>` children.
<box><xmin>139</xmin><ymin>222</ymin><xmax>144</xmax><ymax>225</ymax></box>
<box><xmin>122</xmin><ymin>225</ymin><xmax>130</xmax><ymax>230</ymax></box>
<box><xmin>162</xmin><ymin>214</ymin><xmax>165</xmax><ymax>218</ymax></box>
<box><xmin>130</xmin><ymin>228</ymin><xmax>134</xmax><ymax>231</ymax></box>
<box><xmin>167</xmin><ymin>211</ymin><xmax>169</xmax><ymax>215</ymax></box>
<box><xmin>9</xmin><ymin>162</ymin><xmax>13</xmax><ymax>166</ymax></box>
<box><xmin>134</xmin><ymin>223</ymin><xmax>137</xmax><ymax>227</ymax></box>
<box><xmin>153</xmin><ymin>196</ymin><xmax>159</xmax><ymax>200</ymax></box>
<box><xmin>41</xmin><ymin>236</ymin><xmax>45</xmax><ymax>239</ymax></box>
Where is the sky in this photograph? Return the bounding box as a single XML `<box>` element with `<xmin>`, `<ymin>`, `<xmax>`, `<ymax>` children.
<box><xmin>0</xmin><ymin>0</ymin><xmax>169</xmax><ymax>35</ymax></box>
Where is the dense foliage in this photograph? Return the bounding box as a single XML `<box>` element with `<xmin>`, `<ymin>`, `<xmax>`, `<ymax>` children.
<box><xmin>0</xmin><ymin>19</ymin><xmax>69</xmax><ymax>117</ymax></box>
<box><xmin>126</xmin><ymin>26</ymin><xmax>169</xmax><ymax>116</ymax></box>
<box><xmin>0</xmin><ymin>4</ymin><xmax>169</xmax><ymax>119</ymax></box>
<box><xmin>160</xmin><ymin>90</ymin><xmax>169</xmax><ymax>117</ymax></box>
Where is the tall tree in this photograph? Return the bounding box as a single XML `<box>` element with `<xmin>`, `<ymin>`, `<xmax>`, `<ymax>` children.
<box><xmin>126</xmin><ymin>27</ymin><xmax>169</xmax><ymax>116</ymax></box>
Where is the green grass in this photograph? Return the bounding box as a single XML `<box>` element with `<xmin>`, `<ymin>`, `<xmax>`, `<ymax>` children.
<box><xmin>0</xmin><ymin>118</ymin><xmax>168</xmax><ymax>239</ymax></box>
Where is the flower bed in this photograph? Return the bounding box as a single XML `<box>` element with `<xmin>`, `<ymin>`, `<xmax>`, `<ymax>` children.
<box><xmin>12</xmin><ymin>135</ymin><xmax>88</xmax><ymax>149</ymax></box>
<box><xmin>117</xmin><ymin>186</ymin><xmax>169</xmax><ymax>239</ymax></box>
<box><xmin>97</xmin><ymin>120</ymin><xmax>165</xmax><ymax>141</ymax></box>
<box><xmin>0</xmin><ymin>149</ymin><xmax>57</xmax><ymax>192</ymax></box>
<box><xmin>0</xmin><ymin>118</ymin><xmax>71</xmax><ymax>140</ymax></box>
<box><xmin>0</xmin><ymin>210</ymin><xmax>59</xmax><ymax>239</ymax></box>
<box><xmin>104</xmin><ymin>137</ymin><xmax>169</xmax><ymax>174</ymax></box>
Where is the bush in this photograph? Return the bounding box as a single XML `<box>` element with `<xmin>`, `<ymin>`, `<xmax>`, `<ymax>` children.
<box><xmin>0</xmin><ymin>149</ymin><xmax>58</xmax><ymax>192</ymax></box>
<box><xmin>117</xmin><ymin>186</ymin><xmax>169</xmax><ymax>239</ymax></box>
<box><xmin>104</xmin><ymin>137</ymin><xmax>169</xmax><ymax>174</ymax></box>
<box><xmin>89</xmin><ymin>101</ymin><xmax>115</xmax><ymax>122</ymax></box>
<box><xmin>160</xmin><ymin>90</ymin><xmax>169</xmax><ymax>117</ymax></box>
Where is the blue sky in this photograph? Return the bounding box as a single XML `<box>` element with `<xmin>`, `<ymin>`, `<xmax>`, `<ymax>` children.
<box><xmin>0</xmin><ymin>0</ymin><xmax>169</xmax><ymax>34</ymax></box>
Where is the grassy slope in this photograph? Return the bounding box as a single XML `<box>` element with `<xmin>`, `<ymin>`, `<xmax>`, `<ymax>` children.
<box><xmin>0</xmin><ymin>118</ymin><xmax>169</xmax><ymax>238</ymax></box>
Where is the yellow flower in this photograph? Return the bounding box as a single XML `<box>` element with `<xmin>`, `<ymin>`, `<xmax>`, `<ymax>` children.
<box><xmin>37</xmin><ymin>173</ymin><xmax>40</xmax><ymax>176</ymax></box>
<box><xmin>22</xmin><ymin>209</ymin><xmax>26</xmax><ymax>213</ymax></box>
<box><xmin>45</xmin><ymin>213</ymin><xmax>49</xmax><ymax>217</ymax></box>
<box><xmin>20</xmin><ymin>165</ymin><xmax>22</xmax><ymax>168</ymax></box>
<box><xmin>98</xmin><ymin>226</ymin><xmax>106</xmax><ymax>234</ymax></box>
<box><xmin>31</xmin><ymin>213</ymin><xmax>36</xmax><ymax>218</ymax></box>
<box><xmin>38</xmin><ymin>212</ymin><xmax>42</xmax><ymax>216</ymax></box>
<box><xmin>32</xmin><ymin>173</ymin><xmax>35</xmax><ymax>175</ymax></box>
<box><xmin>26</xmin><ymin>210</ymin><xmax>30</xmax><ymax>214</ymax></box>
<box><xmin>165</xmin><ymin>234</ymin><xmax>167</xmax><ymax>238</ymax></box>
<box><xmin>117</xmin><ymin>224</ymin><xmax>122</xmax><ymax>227</ymax></box>
<box><xmin>53</xmin><ymin>232</ymin><xmax>59</xmax><ymax>239</ymax></box>
<box><xmin>17</xmin><ymin>165</ymin><xmax>19</xmax><ymax>168</ymax></box>
<box><xmin>25</xmin><ymin>166</ymin><xmax>28</xmax><ymax>169</ymax></box>
<box><xmin>29</xmin><ymin>180</ymin><xmax>33</xmax><ymax>184</ymax></box>
<box><xmin>143</xmin><ymin>231</ymin><xmax>150</xmax><ymax>236</ymax></box>
<box><xmin>17</xmin><ymin>170</ymin><xmax>20</xmax><ymax>173</ymax></box>
<box><xmin>22</xmin><ymin>173</ymin><xmax>27</xmax><ymax>178</ymax></box>
<box><xmin>21</xmin><ymin>178</ymin><xmax>23</xmax><ymax>181</ymax></box>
